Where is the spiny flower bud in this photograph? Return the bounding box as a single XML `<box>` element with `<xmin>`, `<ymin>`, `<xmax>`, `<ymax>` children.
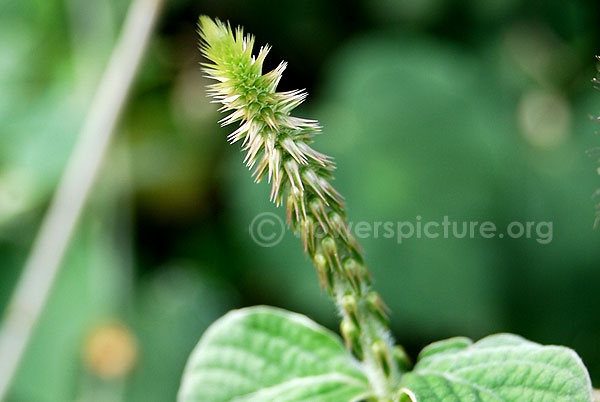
<box><xmin>303</xmin><ymin>169</ymin><xmax>328</xmax><ymax>204</ymax></box>
<box><xmin>342</xmin><ymin>258</ymin><xmax>364</xmax><ymax>293</ymax></box>
<box><xmin>372</xmin><ymin>340</ymin><xmax>391</xmax><ymax>378</ymax></box>
<box><xmin>280</xmin><ymin>137</ymin><xmax>309</xmax><ymax>166</ymax></box>
<box><xmin>275</xmin><ymin>89</ymin><xmax>308</xmax><ymax>114</ymax></box>
<box><xmin>299</xmin><ymin>216</ymin><xmax>316</xmax><ymax>252</ymax></box>
<box><xmin>341</xmin><ymin>293</ymin><xmax>360</xmax><ymax>328</ymax></box>
<box><xmin>309</xmin><ymin>198</ymin><xmax>331</xmax><ymax>232</ymax></box>
<box><xmin>286</xmin><ymin>190</ymin><xmax>299</xmax><ymax>225</ymax></box>
<box><xmin>346</xmin><ymin>257</ymin><xmax>371</xmax><ymax>286</ymax></box>
<box><xmin>314</xmin><ymin>253</ymin><xmax>333</xmax><ymax>294</ymax></box>
<box><xmin>340</xmin><ymin>319</ymin><xmax>362</xmax><ymax>359</ymax></box>
<box><xmin>262</xmin><ymin>62</ymin><xmax>287</xmax><ymax>93</ymax></box>
<box><xmin>321</xmin><ymin>237</ymin><xmax>342</xmax><ymax>273</ymax></box>
<box><xmin>329</xmin><ymin>212</ymin><xmax>352</xmax><ymax>243</ymax></box>
<box><xmin>283</xmin><ymin>159</ymin><xmax>304</xmax><ymax>193</ymax></box>
<box><xmin>367</xmin><ymin>290</ymin><xmax>389</xmax><ymax>325</ymax></box>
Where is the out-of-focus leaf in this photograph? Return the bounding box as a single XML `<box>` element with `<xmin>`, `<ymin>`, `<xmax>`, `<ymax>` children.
<box><xmin>399</xmin><ymin>334</ymin><xmax>592</xmax><ymax>401</ymax></box>
<box><xmin>126</xmin><ymin>267</ymin><xmax>235</xmax><ymax>402</ymax></box>
<box><xmin>8</xmin><ymin>211</ymin><xmax>127</xmax><ymax>401</ymax></box>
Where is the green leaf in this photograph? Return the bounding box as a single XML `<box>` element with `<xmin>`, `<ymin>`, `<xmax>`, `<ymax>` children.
<box><xmin>399</xmin><ymin>333</ymin><xmax>593</xmax><ymax>402</ymax></box>
<box><xmin>177</xmin><ymin>306</ymin><xmax>370</xmax><ymax>402</ymax></box>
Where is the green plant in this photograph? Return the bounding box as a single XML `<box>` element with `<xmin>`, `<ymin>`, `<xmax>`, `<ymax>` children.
<box><xmin>177</xmin><ymin>16</ymin><xmax>594</xmax><ymax>401</ymax></box>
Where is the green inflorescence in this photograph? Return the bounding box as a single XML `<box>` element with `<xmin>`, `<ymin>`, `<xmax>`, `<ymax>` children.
<box><xmin>198</xmin><ymin>15</ymin><xmax>403</xmax><ymax>398</ymax></box>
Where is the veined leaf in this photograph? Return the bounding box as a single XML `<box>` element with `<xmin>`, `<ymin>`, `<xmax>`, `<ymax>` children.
<box><xmin>399</xmin><ymin>334</ymin><xmax>592</xmax><ymax>402</ymax></box>
<box><xmin>178</xmin><ymin>306</ymin><xmax>370</xmax><ymax>402</ymax></box>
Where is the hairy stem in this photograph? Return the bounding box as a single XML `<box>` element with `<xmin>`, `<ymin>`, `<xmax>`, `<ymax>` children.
<box><xmin>198</xmin><ymin>16</ymin><xmax>405</xmax><ymax>398</ymax></box>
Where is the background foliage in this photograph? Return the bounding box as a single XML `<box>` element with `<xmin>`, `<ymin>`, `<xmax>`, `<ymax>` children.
<box><xmin>1</xmin><ymin>0</ymin><xmax>599</xmax><ymax>400</ymax></box>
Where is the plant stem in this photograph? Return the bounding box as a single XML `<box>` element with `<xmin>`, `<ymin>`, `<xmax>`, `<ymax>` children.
<box><xmin>0</xmin><ymin>0</ymin><xmax>163</xmax><ymax>398</ymax></box>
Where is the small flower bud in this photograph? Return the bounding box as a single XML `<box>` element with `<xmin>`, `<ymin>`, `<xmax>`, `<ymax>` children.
<box><xmin>268</xmin><ymin>148</ymin><xmax>283</xmax><ymax>203</ymax></box>
<box><xmin>340</xmin><ymin>319</ymin><xmax>362</xmax><ymax>359</ymax></box>
<box><xmin>283</xmin><ymin>159</ymin><xmax>304</xmax><ymax>191</ymax></box>
<box><xmin>303</xmin><ymin>169</ymin><xmax>328</xmax><ymax>204</ymax></box>
<box><xmin>281</xmin><ymin>138</ymin><xmax>308</xmax><ymax>166</ymax></box>
<box><xmin>329</xmin><ymin>212</ymin><xmax>349</xmax><ymax>242</ymax></box>
<box><xmin>321</xmin><ymin>237</ymin><xmax>342</xmax><ymax>273</ymax></box>
<box><xmin>286</xmin><ymin>192</ymin><xmax>298</xmax><ymax>225</ymax></box>
<box><xmin>342</xmin><ymin>258</ymin><xmax>363</xmax><ymax>292</ymax></box>
<box><xmin>318</xmin><ymin>177</ymin><xmax>343</xmax><ymax>206</ymax></box>
<box><xmin>372</xmin><ymin>340</ymin><xmax>391</xmax><ymax>378</ymax></box>
<box><xmin>300</xmin><ymin>216</ymin><xmax>316</xmax><ymax>252</ymax></box>
<box><xmin>314</xmin><ymin>253</ymin><xmax>333</xmax><ymax>294</ymax></box>
<box><xmin>309</xmin><ymin>198</ymin><xmax>330</xmax><ymax>232</ymax></box>
<box><xmin>341</xmin><ymin>293</ymin><xmax>359</xmax><ymax>327</ymax></box>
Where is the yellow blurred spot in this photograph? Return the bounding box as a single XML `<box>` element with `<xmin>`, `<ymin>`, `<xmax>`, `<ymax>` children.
<box><xmin>83</xmin><ymin>322</ymin><xmax>138</xmax><ymax>380</ymax></box>
<box><xmin>518</xmin><ymin>89</ymin><xmax>571</xmax><ymax>149</ymax></box>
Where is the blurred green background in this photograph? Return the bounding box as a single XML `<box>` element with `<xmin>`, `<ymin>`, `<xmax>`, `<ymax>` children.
<box><xmin>1</xmin><ymin>0</ymin><xmax>600</xmax><ymax>400</ymax></box>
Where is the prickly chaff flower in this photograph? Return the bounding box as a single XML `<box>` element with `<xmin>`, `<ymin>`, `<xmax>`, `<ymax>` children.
<box><xmin>198</xmin><ymin>16</ymin><xmax>400</xmax><ymax>395</ymax></box>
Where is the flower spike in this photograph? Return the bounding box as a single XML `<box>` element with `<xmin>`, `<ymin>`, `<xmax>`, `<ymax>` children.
<box><xmin>199</xmin><ymin>16</ymin><xmax>400</xmax><ymax>397</ymax></box>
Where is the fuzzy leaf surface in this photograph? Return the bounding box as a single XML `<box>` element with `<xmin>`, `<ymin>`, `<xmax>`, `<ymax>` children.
<box><xmin>178</xmin><ymin>306</ymin><xmax>370</xmax><ymax>402</ymax></box>
<box><xmin>399</xmin><ymin>334</ymin><xmax>592</xmax><ymax>402</ymax></box>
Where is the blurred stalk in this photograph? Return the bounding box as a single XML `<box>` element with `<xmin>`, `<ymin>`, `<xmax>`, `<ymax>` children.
<box><xmin>0</xmin><ymin>0</ymin><xmax>164</xmax><ymax>398</ymax></box>
<box><xmin>64</xmin><ymin>0</ymin><xmax>117</xmax><ymax>102</ymax></box>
